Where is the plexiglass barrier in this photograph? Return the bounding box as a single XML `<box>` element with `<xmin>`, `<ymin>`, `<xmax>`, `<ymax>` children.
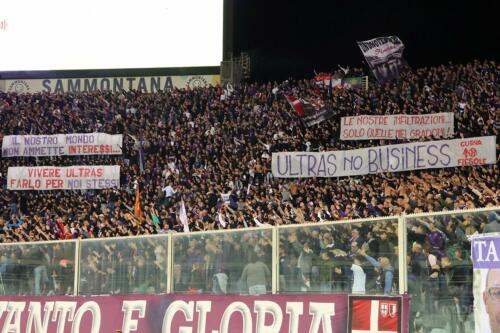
<box><xmin>0</xmin><ymin>240</ymin><xmax>76</xmax><ymax>296</ymax></box>
<box><xmin>0</xmin><ymin>206</ymin><xmax>498</xmax><ymax>332</ymax></box>
<box><xmin>406</xmin><ymin>207</ymin><xmax>500</xmax><ymax>333</ymax></box>
<box><xmin>278</xmin><ymin>217</ymin><xmax>399</xmax><ymax>294</ymax></box>
<box><xmin>78</xmin><ymin>235</ymin><xmax>169</xmax><ymax>295</ymax></box>
<box><xmin>171</xmin><ymin>227</ymin><xmax>274</xmax><ymax>294</ymax></box>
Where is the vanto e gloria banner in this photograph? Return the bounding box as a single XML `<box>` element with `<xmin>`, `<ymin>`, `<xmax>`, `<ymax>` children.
<box><xmin>272</xmin><ymin>136</ymin><xmax>496</xmax><ymax>178</ymax></box>
<box><xmin>0</xmin><ymin>294</ymin><xmax>410</xmax><ymax>333</ymax></box>
<box><xmin>2</xmin><ymin>133</ymin><xmax>122</xmax><ymax>157</ymax></box>
<box><xmin>472</xmin><ymin>232</ymin><xmax>500</xmax><ymax>333</ymax></box>
<box><xmin>7</xmin><ymin>165</ymin><xmax>120</xmax><ymax>190</ymax></box>
<box><xmin>340</xmin><ymin>113</ymin><xmax>454</xmax><ymax>140</ymax></box>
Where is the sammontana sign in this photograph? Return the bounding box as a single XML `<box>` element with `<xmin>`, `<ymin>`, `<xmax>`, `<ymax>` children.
<box><xmin>0</xmin><ymin>75</ymin><xmax>220</xmax><ymax>94</ymax></box>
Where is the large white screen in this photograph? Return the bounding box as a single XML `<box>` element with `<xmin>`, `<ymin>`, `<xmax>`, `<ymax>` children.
<box><xmin>0</xmin><ymin>0</ymin><xmax>223</xmax><ymax>71</ymax></box>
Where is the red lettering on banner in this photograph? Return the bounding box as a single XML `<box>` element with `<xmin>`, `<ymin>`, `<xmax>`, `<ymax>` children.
<box><xmin>68</xmin><ymin>144</ymin><xmax>114</xmax><ymax>154</ymax></box>
<box><xmin>367</xmin><ymin>128</ymin><xmax>394</xmax><ymax>139</ymax></box>
<box><xmin>356</xmin><ymin>116</ymin><xmax>388</xmax><ymax>126</ymax></box>
<box><xmin>460</xmin><ymin>139</ymin><xmax>482</xmax><ymax>147</ymax></box>
<box><xmin>395</xmin><ymin>129</ymin><xmax>407</xmax><ymax>138</ymax></box>
<box><xmin>10</xmin><ymin>179</ymin><xmax>41</xmax><ymax>189</ymax></box>
<box><xmin>45</xmin><ymin>179</ymin><xmax>64</xmax><ymax>189</ymax></box>
<box><xmin>343</xmin><ymin>117</ymin><xmax>354</xmax><ymax>126</ymax></box>
<box><xmin>458</xmin><ymin>158</ymin><xmax>486</xmax><ymax>166</ymax></box>
<box><xmin>77</xmin><ymin>167</ymin><xmax>104</xmax><ymax>177</ymax></box>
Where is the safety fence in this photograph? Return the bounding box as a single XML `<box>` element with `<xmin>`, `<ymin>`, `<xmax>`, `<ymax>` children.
<box><xmin>0</xmin><ymin>206</ymin><xmax>498</xmax><ymax>332</ymax></box>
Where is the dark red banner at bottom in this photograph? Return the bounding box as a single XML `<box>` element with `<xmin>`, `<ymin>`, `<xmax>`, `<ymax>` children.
<box><xmin>0</xmin><ymin>293</ymin><xmax>410</xmax><ymax>333</ymax></box>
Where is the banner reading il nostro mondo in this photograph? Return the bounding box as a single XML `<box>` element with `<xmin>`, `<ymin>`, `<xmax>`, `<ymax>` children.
<box><xmin>1</xmin><ymin>133</ymin><xmax>122</xmax><ymax>157</ymax></box>
<box><xmin>272</xmin><ymin>136</ymin><xmax>496</xmax><ymax>178</ymax></box>
<box><xmin>0</xmin><ymin>293</ymin><xmax>410</xmax><ymax>333</ymax></box>
<box><xmin>472</xmin><ymin>233</ymin><xmax>500</xmax><ymax>333</ymax></box>
<box><xmin>7</xmin><ymin>165</ymin><xmax>120</xmax><ymax>190</ymax></box>
<box><xmin>340</xmin><ymin>113</ymin><xmax>454</xmax><ymax>140</ymax></box>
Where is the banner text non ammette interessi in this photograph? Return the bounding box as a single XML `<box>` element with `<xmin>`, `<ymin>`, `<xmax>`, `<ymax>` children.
<box><xmin>7</xmin><ymin>165</ymin><xmax>120</xmax><ymax>190</ymax></box>
<box><xmin>340</xmin><ymin>113</ymin><xmax>454</xmax><ymax>140</ymax></box>
<box><xmin>2</xmin><ymin>133</ymin><xmax>122</xmax><ymax>157</ymax></box>
<box><xmin>272</xmin><ymin>136</ymin><xmax>496</xmax><ymax>178</ymax></box>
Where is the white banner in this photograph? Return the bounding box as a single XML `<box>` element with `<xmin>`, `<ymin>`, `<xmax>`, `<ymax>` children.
<box><xmin>2</xmin><ymin>133</ymin><xmax>122</xmax><ymax>157</ymax></box>
<box><xmin>0</xmin><ymin>75</ymin><xmax>220</xmax><ymax>94</ymax></box>
<box><xmin>7</xmin><ymin>165</ymin><xmax>120</xmax><ymax>190</ymax></box>
<box><xmin>340</xmin><ymin>113</ymin><xmax>454</xmax><ymax>140</ymax></box>
<box><xmin>272</xmin><ymin>136</ymin><xmax>496</xmax><ymax>178</ymax></box>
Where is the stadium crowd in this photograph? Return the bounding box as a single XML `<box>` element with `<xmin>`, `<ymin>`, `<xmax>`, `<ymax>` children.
<box><xmin>0</xmin><ymin>60</ymin><xmax>498</xmax><ymax>329</ymax></box>
<box><xmin>0</xmin><ymin>60</ymin><xmax>498</xmax><ymax>242</ymax></box>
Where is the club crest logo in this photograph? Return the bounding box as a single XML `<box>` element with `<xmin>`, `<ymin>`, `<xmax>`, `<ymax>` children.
<box><xmin>186</xmin><ymin>76</ymin><xmax>208</xmax><ymax>88</ymax></box>
<box><xmin>8</xmin><ymin>80</ymin><xmax>30</xmax><ymax>93</ymax></box>
<box><xmin>380</xmin><ymin>302</ymin><xmax>397</xmax><ymax>318</ymax></box>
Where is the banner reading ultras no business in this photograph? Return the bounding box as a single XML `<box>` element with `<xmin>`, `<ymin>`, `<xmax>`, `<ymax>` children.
<box><xmin>7</xmin><ymin>165</ymin><xmax>120</xmax><ymax>190</ymax></box>
<box><xmin>272</xmin><ymin>136</ymin><xmax>496</xmax><ymax>178</ymax></box>
<box><xmin>1</xmin><ymin>133</ymin><xmax>122</xmax><ymax>157</ymax></box>
<box><xmin>340</xmin><ymin>113</ymin><xmax>454</xmax><ymax>140</ymax></box>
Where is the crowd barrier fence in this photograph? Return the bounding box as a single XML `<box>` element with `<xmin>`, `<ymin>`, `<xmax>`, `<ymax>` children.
<box><xmin>0</xmin><ymin>206</ymin><xmax>498</xmax><ymax>332</ymax></box>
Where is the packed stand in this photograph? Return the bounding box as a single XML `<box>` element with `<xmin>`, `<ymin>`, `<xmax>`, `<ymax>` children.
<box><xmin>0</xmin><ymin>61</ymin><xmax>498</xmax><ymax>309</ymax></box>
<box><xmin>0</xmin><ymin>60</ymin><xmax>497</xmax><ymax>244</ymax></box>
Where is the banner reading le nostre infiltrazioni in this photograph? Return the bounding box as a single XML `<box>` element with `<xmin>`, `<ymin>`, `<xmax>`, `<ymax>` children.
<box><xmin>7</xmin><ymin>165</ymin><xmax>120</xmax><ymax>190</ymax></box>
<box><xmin>472</xmin><ymin>233</ymin><xmax>500</xmax><ymax>333</ymax></box>
<box><xmin>340</xmin><ymin>113</ymin><xmax>454</xmax><ymax>140</ymax></box>
<box><xmin>272</xmin><ymin>136</ymin><xmax>496</xmax><ymax>178</ymax></box>
<box><xmin>1</xmin><ymin>133</ymin><xmax>122</xmax><ymax>157</ymax></box>
<box><xmin>357</xmin><ymin>36</ymin><xmax>406</xmax><ymax>83</ymax></box>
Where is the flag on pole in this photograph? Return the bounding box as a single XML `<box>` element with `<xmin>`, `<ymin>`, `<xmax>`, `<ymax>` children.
<box><xmin>179</xmin><ymin>199</ymin><xmax>190</xmax><ymax>233</ymax></box>
<box><xmin>138</xmin><ymin>138</ymin><xmax>145</xmax><ymax>173</ymax></box>
<box><xmin>218</xmin><ymin>212</ymin><xmax>227</xmax><ymax>228</ymax></box>
<box><xmin>133</xmin><ymin>180</ymin><xmax>143</xmax><ymax>224</ymax></box>
<box><xmin>285</xmin><ymin>94</ymin><xmax>333</xmax><ymax>127</ymax></box>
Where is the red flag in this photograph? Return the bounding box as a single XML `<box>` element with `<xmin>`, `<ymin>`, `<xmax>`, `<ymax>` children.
<box><xmin>285</xmin><ymin>95</ymin><xmax>305</xmax><ymax>117</ymax></box>
<box><xmin>350</xmin><ymin>298</ymin><xmax>399</xmax><ymax>333</ymax></box>
<box><xmin>285</xmin><ymin>94</ymin><xmax>333</xmax><ymax>127</ymax></box>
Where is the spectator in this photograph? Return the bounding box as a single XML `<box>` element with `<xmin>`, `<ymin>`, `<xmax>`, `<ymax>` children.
<box><xmin>239</xmin><ymin>251</ymin><xmax>271</xmax><ymax>295</ymax></box>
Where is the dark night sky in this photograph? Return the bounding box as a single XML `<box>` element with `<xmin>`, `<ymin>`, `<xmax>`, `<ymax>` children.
<box><xmin>233</xmin><ymin>0</ymin><xmax>498</xmax><ymax>82</ymax></box>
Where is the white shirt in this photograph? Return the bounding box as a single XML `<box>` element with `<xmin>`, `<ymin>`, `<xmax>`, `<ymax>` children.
<box><xmin>351</xmin><ymin>264</ymin><xmax>366</xmax><ymax>294</ymax></box>
<box><xmin>162</xmin><ymin>185</ymin><xmax>176</xmax><ymax>198</ymax></box>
